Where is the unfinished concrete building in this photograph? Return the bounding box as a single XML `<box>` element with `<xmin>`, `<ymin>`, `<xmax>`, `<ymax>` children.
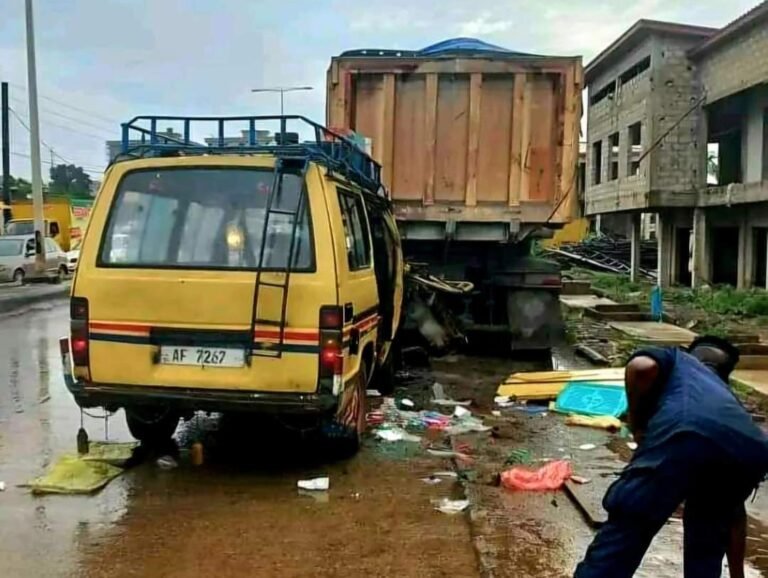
<box><xmin>584</xmin><ymin>2</ymin><xmax>768</xmax><ymax>288</ymax></box>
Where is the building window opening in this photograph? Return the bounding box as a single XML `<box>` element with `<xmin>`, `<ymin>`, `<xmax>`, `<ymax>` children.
<box><xmin>627</xmin><ymin>122</ymin><xmax>642</xmax><ymax>176</ymax></box>
<box><xmin>592</xmin><ymin>141</ymin><xmax>603</xmax><ymax>185</ymax></box>
<box><xmin>590</xmin><ymin>81</ymin><xmax>616</xmax><ymax>106</ymax></box>
<box><xmin>609</xmin><ymin>132</ymin><xmax>619</xmax><ymax>181</ymax></box>
<box><xmin>619</xmin><ymin>56</ymin><xmax>651</xmax><ymax>88</ymax></box>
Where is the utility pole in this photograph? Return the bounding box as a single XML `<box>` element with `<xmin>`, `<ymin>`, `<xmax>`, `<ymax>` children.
<box><xmin>24</xmin><ymin>0</ymin><xmax>46</xmax><ymax>274</ymax></box>
<box><xmin>1</xmin><ymin>82</ymin><xmax>11</xmax><ymax>228</ymax></box>
<box><xmin>250</xmin><ymin>86</ymin><xmax>313</xmax><ymax>117</ymax></box>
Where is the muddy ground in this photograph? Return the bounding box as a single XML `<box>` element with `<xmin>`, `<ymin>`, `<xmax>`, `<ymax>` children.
<box><xmin>1</xmin><ymin>302</ymin><xmax>768</xmax><ymax>577</ymax></box>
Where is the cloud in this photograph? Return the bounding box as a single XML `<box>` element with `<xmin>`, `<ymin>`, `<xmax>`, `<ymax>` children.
<box><xmin>459</xmin><ymin>14</ymin><xmax>513</xmax><ymax>36</ymax></box>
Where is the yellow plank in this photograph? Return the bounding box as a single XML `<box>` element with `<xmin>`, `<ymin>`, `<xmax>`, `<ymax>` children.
<box><xmin>503</xmin><ymin>368</ymin><xmax>625</xmax><ymax>384</ymax></box>
<box><xmin>497</xmin><ymin>379</ymin><xmax>624</xmax><ymax>400</ymax></box>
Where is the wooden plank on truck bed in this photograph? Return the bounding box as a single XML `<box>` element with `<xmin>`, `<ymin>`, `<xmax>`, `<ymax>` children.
<box><xmin>424</xmin><ymin>73</ymin><xmax>438</xmax><ymax>205</ymax></box>
<box><xmin>509</xmin><ymin>74</ymin><xmax>526</xmax><ymax>207</ymax></box>
<box><xmin>465</xmin><ymin>73</ymin><xmax>482</xmax><ymax>207</ymax></box>
<box><xmin>435</xmin><ymin>75</ymin><xmax>470</xmax><ymax>202</ymax></box>
<box><xmin>393</xmin><ymin>75</ymin><xmax>426</xmax><ymax>200</ymax></box>
<box><xmin>478</xmin><ymin>75</ymin><xmax>515</xmax><ymax>203</ymax></box>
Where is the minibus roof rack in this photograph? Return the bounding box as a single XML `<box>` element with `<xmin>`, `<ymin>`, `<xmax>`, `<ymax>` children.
<box><xmin>114</xmin><ymin>115</ymin><xmax>387</xmax><ymax>198</ymax></box>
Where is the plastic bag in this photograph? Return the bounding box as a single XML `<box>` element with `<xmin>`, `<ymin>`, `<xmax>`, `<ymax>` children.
<box><xmin>500</xmin><ymin>460</ymin><xmax>572</xmax><ymax>491</ymax></box>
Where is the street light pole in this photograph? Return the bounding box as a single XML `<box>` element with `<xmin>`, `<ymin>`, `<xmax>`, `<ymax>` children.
<box><xmin>250</xmin><ymin>86</ymin><xmax>313</xmax><ymax>117</ymax></box>
<box><xmin>24</xmin><ymin>0</ymin><xmax>45</xmax><ymax>274</ymax></box>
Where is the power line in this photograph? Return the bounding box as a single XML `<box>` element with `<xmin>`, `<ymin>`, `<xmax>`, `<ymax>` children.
<box><xmin>8</xmin><ymin>107</ymin><xmax>73</xmax><ymax>164</ymax></box>
<box><xmin>6</xmin><ymin>81</ymin><xmax>120</xmax><ymax>126</ymax></box>
<box><xmin>10</xmin><ymin>151</ymin><xmax>103</xmax><ymax>174</ymax></box>
<box><xmin>11</xmin><ymin>96</ymin><xmax>115</xmax><ymax>134</ymax></box>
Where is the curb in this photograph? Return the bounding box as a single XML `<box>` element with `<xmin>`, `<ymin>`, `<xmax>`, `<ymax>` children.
<box><xmin>0</xmin><ymin>284</ymin><xmax>71</xmax><ymax>315</ymax></box>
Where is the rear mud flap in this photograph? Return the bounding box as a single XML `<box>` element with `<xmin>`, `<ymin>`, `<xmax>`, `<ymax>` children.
<box><xmin>506</xmin><ymin>290</ymin><xmax>565</xmax><ymax>351</ymax></box>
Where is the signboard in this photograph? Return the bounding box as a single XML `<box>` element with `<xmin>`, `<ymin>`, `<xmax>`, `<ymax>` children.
<box><xmin>69</xmin><ymin>200</ymin><xmax>93</xmax><ymax>250</ymax></box>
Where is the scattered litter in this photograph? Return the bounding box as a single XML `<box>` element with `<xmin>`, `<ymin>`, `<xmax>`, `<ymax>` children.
<box><xmin>565</xmin><ymin>414</ymin><xmax>622</xmax><ymax>432</ymax></box>
<box><xmin>511</xmin><ymin>405</ymin><xmax>549</xmax><ymax>415</ymax></box>
<box><xmin>400</xmin><ymin>398</ymin><xmax>415</xmax><ymax>408</ymax></box>
<box><xmin>366</xmin><ymin>389</ymin><xmax>382</xmax><ymax>398</ymax></box>
<box><xmin>432</xmin><ymin>471</ymin><xmax>459</xmax><ymax>479</ymax></box>
<box><xmin>445</xmin><ymin>416</ymin><xmax>491</xmax><ymax>436</ymax></box>
<box><xmin>374</xmin><ymin>427</ymin><xmax>422</xmax><ymax>443</ymax></box>
<box><xmin>427</xmin><ymin>448</ymin><xmax>470</xmax><ymax>460</ymax></box>
<box><xmin>432</xmin><ymin>399</ymin><xmax>473</xmax><ymax>408</ymax></box>
<box><xmin>571</xmin><ymin>475</ymin><xmax>591</xmax><ymax>485</ymax></box>
<box><xmin>297</xmin><ymin>477</ymin><xmax>330</xmax><ymax>491</ymax></box>
<box><xmin>433</xmin><ymin>382</ymin><xmax>447</xmax><ymax>399</ymax></box>
<box><xmin>495</xmin><ymin>395</ymin><xmax>514</xmax><ymax>407</ymax></box>
<box><xmin>0</xmin><ymin>481</ymin><xmax>5</xmax><ymax>492</ymax></box>
<box><xmin>578</xmin><ymin>444</ymin><xmax>597</xmax><ymax>451</ymax></box>
<box><xmin>156</xmin><ymin>455</ymin><xmax>178</xmax><ymax>470</ymax></box>
<box><xmin>453</xmin><ymin>406</ymin><xmax>471</xmax><ymax>418</ymax></box>
<box><xmin>505</xmin><ymin>448</ymin><xmax>533</xmax><ymax>466</ymax></box>
<box><xmin>501</xmin><ymin>460</ymin><xmax>573</xmax><ymax>491</ymax></box>
<box><xmin>421</xmin><ymin>476</ymin><xmax>443</xmax><ymax>485</ymax></box>
<box><xmin>27</xmin><ymin>455</ymin><xmax>124</xmax><ymax>494</ymax></box>
<box><xmin>366</xmin><ymin>410</ymin><xmax>385</xmax><ymax>426</ymax></box>
<box><xmin>627</xmin><ymin>442</ymin><xmax>638</xmax><ymax>450</ymax></box>
<box><xmin>298</xmin><ymin>489</ymin><xmax>329</xmax><ymax>503</ymax></box>
<box><xmin>555</xmin><ymin>382</ymin><xmax>627</xmax><ymax>418</ymax></box>
<box><xmin>433</xmin><ymin>498</ymin><xmax>470</xmax><ymax>514</ymax></box>
<box><xmin>491</xmin><ymin>410</ymin><xmax>502</xmax><ymax>417</ymax></box>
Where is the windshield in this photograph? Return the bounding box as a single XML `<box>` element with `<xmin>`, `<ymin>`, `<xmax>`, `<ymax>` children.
<box><xmin>100</xmin><ymin>168</ymin><xmax>313</xmax><ymax>270</ymax></box>
<box><xmin>0</xmin><ymin>239</ymin><xmax>24</xmax><ymax>257</ymax></box>
<box><xmin>6</xmin><ymin>221</ymin><xmax>34</xmax><ymax>235</ymax></box>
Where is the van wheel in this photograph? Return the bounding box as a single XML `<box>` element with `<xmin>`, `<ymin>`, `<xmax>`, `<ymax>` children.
<box><xmin>52</xmin><ymin>265</ymin><xmax>67</xmax><ymax>284</ymax></box>
<box><xmin>325</xmin><ymin>362</ymin><xmax>367</xmax><ymax>458</ymax></box>
<box><xmin>125</xmin><ymin>408</ymin><xmax>179</xmax><ymax>446</ymax></box>
<box><xmin>12</xmin><ymin>269</ymin><xmax>24</xmax><ymax>284</ymax></box>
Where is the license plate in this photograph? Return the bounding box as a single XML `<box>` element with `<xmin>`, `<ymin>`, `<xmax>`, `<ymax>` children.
<box><xmin>159</xmin><ymin>346</ymin><xmax>246</xmax><ymax>368</ymax></box>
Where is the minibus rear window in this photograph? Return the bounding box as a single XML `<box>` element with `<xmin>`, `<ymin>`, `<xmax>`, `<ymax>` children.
<box><xmin>99</xmin><ymin>168</ymin><xmax>314</xmax><ymax>271</ymax></box>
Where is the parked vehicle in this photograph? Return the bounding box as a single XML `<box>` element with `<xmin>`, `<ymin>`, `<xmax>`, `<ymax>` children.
<box><xmin>66</xmin><ymin>250</ymin><xmax>79</xmax><ymax>274</ymax></box>
<box><xmin>60</xmin><ymin>115</ymin><xmax>403</xmax><ymax>453</ymax></box>
<box><xmin>327</xmin><ymin>38</ymin><xmax>583</xmax><ymax>351</ymax></box>
<box><xmin>5</xmin><ymin>198</ymin><xmax>93</xmax><ymax>251</ymax></box>
<box><xmin>0</xmin><ymin>235</ymin><xmax>69</xmax><ymax>284</ymax></box>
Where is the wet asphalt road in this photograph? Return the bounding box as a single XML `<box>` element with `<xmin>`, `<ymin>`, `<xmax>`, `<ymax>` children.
<box><xmin>1</xmin><ymin>302</ymin><xmax>768</xmax><ymax>577</ymax></box>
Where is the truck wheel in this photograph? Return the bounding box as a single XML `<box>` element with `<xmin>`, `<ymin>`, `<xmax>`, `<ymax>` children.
<box><xmin>125</xmin><ymin>408</ymin><xmax>179</xmax><ymax>446</ymax></box>
<box><xmin>12</xmin><ymin>269</ymin><xmax>24</xmax><ymax>284</ymax></box>
<box><xmin>326</xmin><ymin>362</ymin><xmax>367</xmax><ymax>458</ymax></box>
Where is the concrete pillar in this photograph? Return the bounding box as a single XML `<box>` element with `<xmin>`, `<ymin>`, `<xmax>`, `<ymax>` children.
<box><xmin>657</xmin><ymin>211</ymin><xmax>674</xmax><ymax>288</ymax></box>
<box><xmin>739</xmin><ymin>211</ymin><xmax>752</xmax><ymax>289</ymax></box>
<box><xmin>630</xmin><ymin>213</ymin><xmax>642</xmax><ymax>283</ymax></box>
<box><xmin>691</xmin><ymin>208</ymin><xmax>709</xmax><ymax>288</ymax></box>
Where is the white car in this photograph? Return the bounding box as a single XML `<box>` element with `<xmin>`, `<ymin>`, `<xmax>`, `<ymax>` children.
<box><xmin>67</xmin><ymin>250</ymin><xmax>80</xmax><ymax>274</ymax></box>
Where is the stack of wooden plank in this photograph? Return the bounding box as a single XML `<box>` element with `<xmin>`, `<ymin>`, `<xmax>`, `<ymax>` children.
<box><xmin>497</xmin><ymin>368</ymin><xmax>625</xmax><ymax>401</ymax></box>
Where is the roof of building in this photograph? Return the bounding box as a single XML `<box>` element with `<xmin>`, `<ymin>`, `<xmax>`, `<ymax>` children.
<box><xmin>585</xmin><ymin>19</ymin><xmax>717</xmax><ymax>84</ymax></box>
<box><xmin>689</xmin><ymin>1</ymin><xmax>768</xmax><ymax>58</ymax></box>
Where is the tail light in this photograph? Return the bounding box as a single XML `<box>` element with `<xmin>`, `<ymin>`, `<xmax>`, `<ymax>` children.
<box><xmin>70</xmin><ymin>297</ymin><xmax>89</xmax><ymax>367</ymax></box>
<box><xmin>319</xmin><ymin>306</ymin><xmax>343</xmax><ymax>395</ymax></box>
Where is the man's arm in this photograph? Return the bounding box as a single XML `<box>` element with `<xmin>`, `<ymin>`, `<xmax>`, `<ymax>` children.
<box><xmin>727</xmin><ymin>506</ymin><xmax>747</xmax><ymax>578</ymax></box>
<box><xmin>625</xmin><ymin>355</ymin><xmax>662</xmax><ymax>444</ymax></box>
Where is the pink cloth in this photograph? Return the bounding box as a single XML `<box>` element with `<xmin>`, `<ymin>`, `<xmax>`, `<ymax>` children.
<box><xmin>500</xmin><ymin>460</ymin><xmax>573</xmax><ymax>491</ymax></box>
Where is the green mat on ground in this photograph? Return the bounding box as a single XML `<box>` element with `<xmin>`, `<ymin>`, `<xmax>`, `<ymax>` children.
<box><xmin>26</xmin><ymin>442</ymin><xmax>137</xmax><ymax>495</ymax></box>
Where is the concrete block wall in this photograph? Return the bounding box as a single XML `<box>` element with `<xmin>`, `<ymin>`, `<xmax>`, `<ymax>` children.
<box><xmin>648</xmin><ymin>36</ymin><xmax>707</xmax><ymax>195</ymax></box>
<box><xmin>698</xmin><ymin>20</ymin><xmax>768</xmax><ymax>103</ymax></box>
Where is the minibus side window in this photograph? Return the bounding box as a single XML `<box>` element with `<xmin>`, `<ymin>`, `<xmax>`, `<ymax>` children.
<box><xmin>338</xmin><ymin>190</ymin><xmax>371</xmax><ymax>271</ymax></box>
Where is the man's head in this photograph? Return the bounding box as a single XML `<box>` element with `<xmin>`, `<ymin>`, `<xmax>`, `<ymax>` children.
<box><xmin>688</xmin><ymin>335</ymin><xmax>740</xmax><ymax>381</ymax></box>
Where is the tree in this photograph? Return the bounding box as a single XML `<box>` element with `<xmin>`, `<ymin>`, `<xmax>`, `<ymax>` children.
<box><xmin>49</xmin><ymin>164</ymin><xmax>92</xmax><ymax>198</ymax></box>
<box><xmin>2</xmin><ymin>175</ymin><xmax>32</xmax><ymax>200</ymax></box>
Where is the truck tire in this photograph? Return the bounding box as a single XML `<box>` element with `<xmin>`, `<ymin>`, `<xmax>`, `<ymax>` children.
<box><xmin>125</xmin><ymin>408</ymin><xmax>179</xmax><ymax>446</ymax></box>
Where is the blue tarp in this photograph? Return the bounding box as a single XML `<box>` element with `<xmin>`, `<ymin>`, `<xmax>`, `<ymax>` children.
<box><xmin>418</xmin><ymin>37</ymin><xmax>512</xmax><ymax>56</ymax></box>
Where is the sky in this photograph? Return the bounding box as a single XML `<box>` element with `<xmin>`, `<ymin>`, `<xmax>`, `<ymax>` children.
<box><xmin>0</xmin><ymin>0</ymin><xmax>759</xmax><ymax>181</ymax></box>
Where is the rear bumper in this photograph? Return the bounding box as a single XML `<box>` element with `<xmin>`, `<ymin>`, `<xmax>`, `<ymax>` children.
<box><xmin>69</xmin><ymin>382</ymin><xmax>337</xmax><ymax>415</ymax></box>
<box><xmin>59</xmin><ymin>337</ymin><xmax>335</xmax><ymax>415</ymax></box>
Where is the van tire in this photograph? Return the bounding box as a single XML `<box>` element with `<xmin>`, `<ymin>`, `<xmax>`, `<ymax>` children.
<box><xmin>12</xmin><ymin>269</ymin><xmax>24</xmax><ymax>284</ymax></box>
<box><xmin>125</xmin><ymin>408</ymin><xmax>179</xmax><ymax>446</ymax></box>
<box><xmin>326</xmin><ymin>362</ymin><xmax>367</xmax><ymax>458</ymax></box>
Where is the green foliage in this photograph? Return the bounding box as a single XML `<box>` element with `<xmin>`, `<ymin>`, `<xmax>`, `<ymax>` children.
<box><xmin>668</xmin><ymin>286</ymin><xmax>768</xmax><ymax>317</ymax></box>
<box><xmin>589</xmin><ymin>272</ymin><xmax>646</xmax><ymax>300</ymax></box>
<box><xmin>49</xmin><ymin>164</ymin><xmax>92</xmax><ymax>198</ymax></box>
<box><xmin>2</xmin><ymin>175</ymin><xmax>32</xmax><ymax>200</ymax></box>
